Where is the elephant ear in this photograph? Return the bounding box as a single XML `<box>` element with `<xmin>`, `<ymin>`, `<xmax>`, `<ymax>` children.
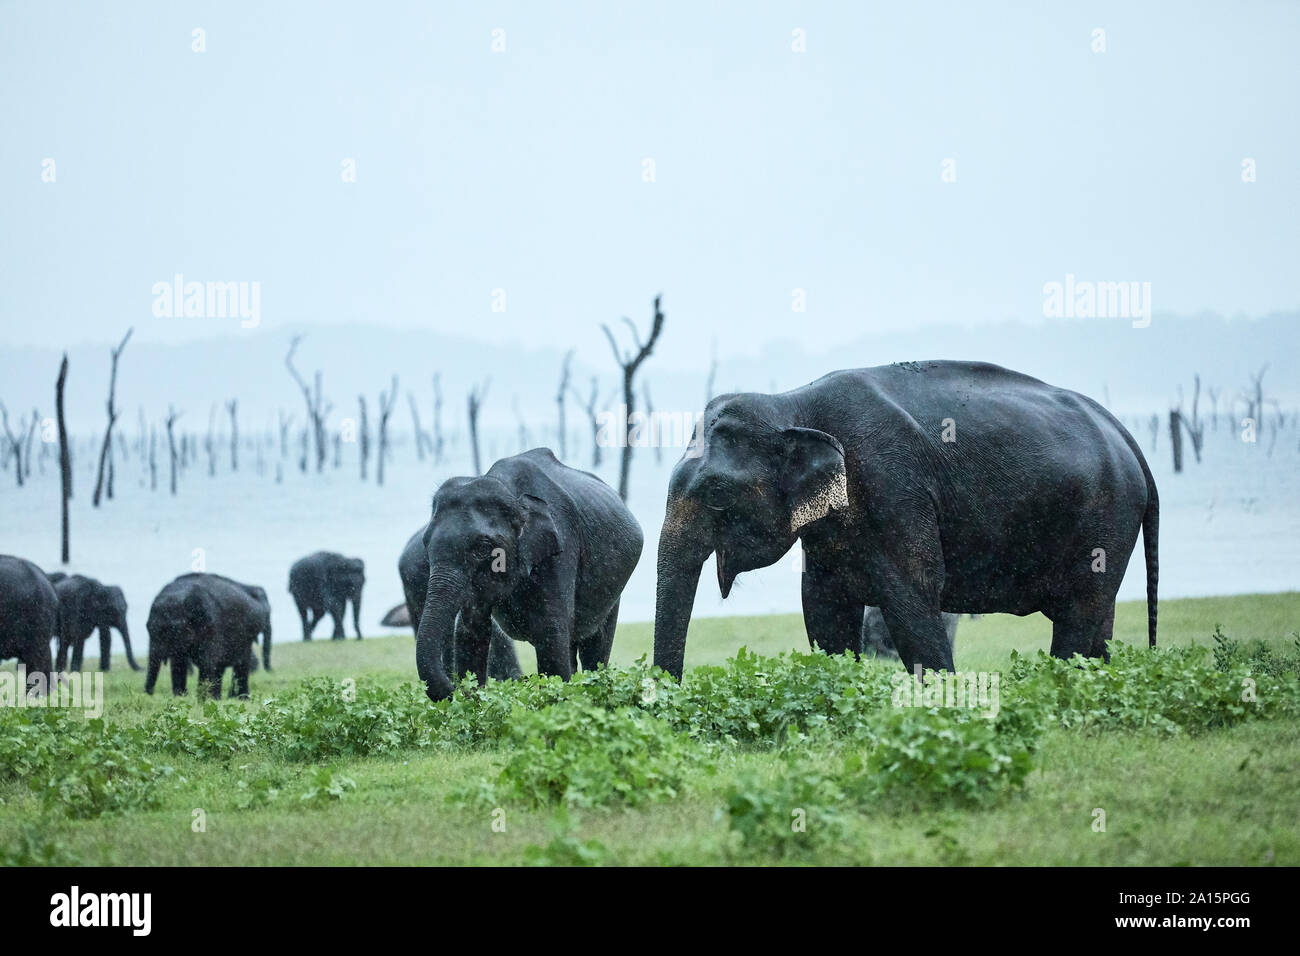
<box><xmin>518</xmin><ymin>494</ymin><xmax>562</xmax><ymax>576</ymax></box>
<box><xmin>780</xmin><ymin>427</ymin><xmax>849</xmax><ymax>533</ymax></box>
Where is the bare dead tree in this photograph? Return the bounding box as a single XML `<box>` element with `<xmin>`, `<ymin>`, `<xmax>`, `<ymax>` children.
<box><xmin>278</xmin><ymin>410</ymin><xmax>293</xmax><ymax>458</ymax></box>
<box><xmin>555</xmin><ymin>349</ymin><xmax>574</xmax><ymax>460</ymax></box>
<box><xmin>432</xmin><ymin>374</ymin><xmax>445</xmax><ymax>464</ymax></box>
<box><xmin>570</xmin><ymin>376</ymin><xmax>603</xmax><ymax>468</ymax></box>
<box><xmin>148</xmin><ymin>425</ymin><xmax>157</xmax><ymax>490</ymax></box>
<box><xmin>205</xmin><ymin>404</ymin><xmax>218</xmax><ymax>476</ymax></box>
<box><xmin>1169</xmin><ymin>408</ymin><xmax>1184</xmax><ymax>473</ymax></box>
<box><xmin>359</xmin><ymin>396</ymin><xmax>371</xmax><ymax>481</ymax></box>
<box><xmin>1206</xmin><ymin>386</ymin><xmax>1220</xmax><ymax>431</ymax></box>
<box><xmin>286</xmin><ymin>336</ymin><xmax>331</xmax><ymax>473</ymax></box>
<box><xmin>165</xmin><ymin>406</ymin><xmax>182</xmax><ymax>495</ymax></box>
<box><xmin>1178</xmin><ymin>376</ymin><xmax>1205</xmax><ymax>464</ymax></box>
<box><xmin>601</xmin><ymin>294</ymin><xmax>665</xmax><ymax>501</ymax></box>
<box><xmin>1148</xmin><ymin>413</ymin><xmax>1158</xmax><ymax>453</ymax></box>
<box><xmin>21</xmin><ymin>409</ymin><xmax>37</xmax><ymax>481</ymax></box>
<box><xmin>377</xmin><ymin>375</ymin><xmax>398</xmax><ymax>486</ymax></box>
<box><xmin>56</xmin><ymin>355</ymin><xmax>71</xmax><ymax>561</ymax></box>
<box><xmin>91</xmin><ymin>327</ymin><xmax>132</xmax><ymax>507</ymax></box>
<box><xmin>705</xmin><ymin>337</ymin><xmax>718</xmax><ymax>405</ymax></box>
<box><xmin>0</xmin><ymin>404</ymin><xmax>27</xmax><ymax>487</ymax></box>
<box><xmin>467</xmin><ymin>379</ymin><xmax>490</xmax><ymax>476</ymax></box>
<box><xmin>512</xmin><ymin>395</ymin><xmax>529</xmax><ymax>451</ymax></box>
<box><xmin>408</xmin><ymin>393</ymin><xmax>429</xmax><ymax>461</ymax></box>
<box><xmin>643</xmin><ymin>380</ymin><xmax>662</xmax><ymax>464</ymax></box>
<box><xmin>227</xmin><ymin>399</ymin><xmax>239</xmax><ymax>471</ymax></box>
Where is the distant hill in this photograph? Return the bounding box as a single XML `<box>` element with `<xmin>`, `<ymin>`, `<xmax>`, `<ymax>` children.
<box><xmin>2</xmin><ymin>311</ymin><xmax>1295</xmax><ymax>437</ymax></box>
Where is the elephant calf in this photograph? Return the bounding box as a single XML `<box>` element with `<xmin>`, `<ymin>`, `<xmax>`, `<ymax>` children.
<box><xmin>48</xmin><ymin>573</ymin><xmax>140</xmax><ymax>672</ymax></box>
<box><xmin>0</xmin><ymin>555</ymin><xmax>56</xmax><ymax>691</ymax></box>
<box><xmin>145</xmin><ymin>573</ymin><xmax>271</xmax><ymax>698</ymax></box>
<box><xmin>288</xmin><ymin>551</ymin><xmax>365</xmax><ymax>640</ymax></box>
<box><xmin>399</xmin><ymin>527</ymin><xmax>523</xmax><ymax>683</ymax></box>
<box><xmin>413</xmin><ymin>448</ymin><xmax>643</xmax><ymax>701</ymax></box>
<box><xmin>861</xmin><ymin>606</ymin><xmax>959</xmax><ymax>661</ymax></box>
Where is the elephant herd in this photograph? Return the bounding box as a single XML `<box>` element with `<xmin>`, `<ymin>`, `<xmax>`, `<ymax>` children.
<box><xmin>1</xmin><ymin>361</ymin><xmax>1161</xmax><ymax>704</ymax></box>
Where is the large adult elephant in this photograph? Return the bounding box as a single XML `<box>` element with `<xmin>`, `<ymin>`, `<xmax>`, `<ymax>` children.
<box><xmin>288</xmin><ymin>552</ymin><xmax>364</xmax><ymax>640</ymax></box>
<box><xmin>398</xmin><ymin>526</ymin><xmax>523</xmax><ymax>682</ymax></box>
<box><xmin>0</xmin><ymin>555</ymin><xmax>57</xmax><ymax>692</ymax></box>
<box><xmin>145</xmin><ymin>573</ymin><xmax>269</xmax><ymax>698</ymax></box>
<box><xmin>48</xmin><ymin>573</ymin><xmax>140</xmax><ymax>672</ymax></box>
<box><xmin>413</xmin><ymin>448</ymin><xmax>643</xmax><ymax>701</ymax></box>
<box><xmin>653</xmin><ymin>362</ymin><xmax>1159</xmax><ymax>677</ymax></box>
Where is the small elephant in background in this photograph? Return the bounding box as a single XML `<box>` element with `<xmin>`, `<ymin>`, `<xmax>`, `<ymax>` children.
<box><xmin>413</xmin><ymin>448</ymin><xmax>643</xmax><ymax>701</ymax></box>
<box><xmin>47</xmin><ymin>572</ymin><xmax>140</xmax><ymax>672</ymax></box>
<box><xmin>0</xmin><ymin>555</ymin><xmax>57</xmax><ymax>690</ymax></box>
<box><xmin>288</xmin><ymin>552</ymin><xmax>365</xmax><ymax>640</ymax></box>
<box><xmin>145</xmin><ymin>573</ymin><xmax>269</xmax><ymax>698</ymax></box>
<box><xmin>399</xmin><ymin>526</ymin><xmax>523</xmax><ymax>683</ymax></box>
<box><xmin>861</xmin><ymin>606</ymin><xmax>959</xmax><ymax>662</ymax></box>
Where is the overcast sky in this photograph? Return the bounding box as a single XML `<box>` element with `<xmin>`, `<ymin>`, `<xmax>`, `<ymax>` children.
<box><xmin>1</xmin><ymin>1</ymin><xmax>1296</xmax><ymax>372</ymax></box>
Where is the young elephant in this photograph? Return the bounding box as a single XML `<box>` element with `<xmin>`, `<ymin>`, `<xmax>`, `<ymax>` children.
<box><xmin>145</xmin><ymin>573</ymin><xmax>269</xmax><ymax>698</ymax></box>
<box><xmin>288</xmin><ymin>552</ymin><xmax>365</xmax><ymax>640</ymax></box>
<box><xmin>0</xmin><ymin>555</ymin><xmax>57</xmax><ymax>692</ymax></box>
<box><xmin>399</xmin><ymin>526</ymin><xmax>523</xmax><ymax>682</ymax></box>
<box><xmin>48</xmin><ymin>573</ymin><xmax>140</xmax><ymax>672</ymax></box>
<box><xmin>861</xmin><ymin>606</ymin><xmax>958</xmax><ymax>661</ymax></box>
<box><xmin>414</xmin><ymin>448</ymin><xmax>643</xmax><ymax>701</ymax></box>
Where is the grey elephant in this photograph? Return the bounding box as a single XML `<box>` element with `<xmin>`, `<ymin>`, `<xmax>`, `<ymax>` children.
<box><xmin>288</xmin><ymin>552</ymin><xmax>365</xmax><ymax>640</ymax></box>
<box><xmin>0</xmin><ymin>555</ymin><xmax>57</xmax><ymax>692</ymax></box>
<box><xmin>413</xmin><ymin>448</ymin><xmax>643</xmax><ymax>701</ymax></box>
<box><xmin>399</xmin><ymin>526</ymin><xmax>523</xmax><ymax>683</ymax></box>
<box><xmin>861</xmin><ymin>606</ymin><xmax>958</xmax><ymax>660</ymax></box>
<box><xmin>653</xmin><ymin>361</ymin><xmax>1158</xmax><ymax>677</ymax></box>
<box><xmin>47</xmin><ymin>573</ymin><xmax>140</xmax><ymax>672</ymax></box>
<box><xmin>145</xmin><ymin>573</ymin><xmax>270</xmax><ymax>698</ymax></box>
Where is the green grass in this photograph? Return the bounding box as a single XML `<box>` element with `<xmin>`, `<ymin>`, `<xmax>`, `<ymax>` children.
<box><xmin>2</xmin><ymin>592</ymin><xmax>1297</xmax><ymax>866</ymax></box>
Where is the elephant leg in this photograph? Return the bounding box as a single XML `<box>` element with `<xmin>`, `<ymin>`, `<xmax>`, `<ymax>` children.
<box><xmin>198</xmin><ymin>663</ymin><xmax>222</xmax><ymax>700</ymax></box>
<box><xmin>879</xmin><ymin>594</ymin><xmax>954</xmax><ymax>673</ymax></box>
<box><xmin>232</xmin><ymin>657</ymin><xmax>250</xmax><ymax>699</ymax></box>
<box><xmin>486</xmin><ymin>621</ymin><xmax>522</xmax><ymax>681</ymax></box>
<box><xmin>170</xmin><ymin>654</ymin><xmax>188</xmax><ymax>696</ymax></box>
<box><xmin>20</xmin><ymin>637</ymin><xmax>53</xmax><ymax>697</ymax></box>
<box><xmin>352</xmin><ymin>596</ymin><xmax>363</xmax><ymax>640</ymax></box>
<box><xmin>296</xmin><ymin>599</ymin><xmax>313</xmax><ymax>641</ymax></box>
<box><xmin>1049</xmin><ymin>600</ymin><xmax>1113</xmax><ymax>662</ymax></box>
<box><xmin>329</xmin><ymin>599</ymin><xmax>346</xmax><ymax>640</ymax></box>
<box><xmin>577</xmin><ymin>601</ymin><xmax>619</xmax><ymax>671</ymax></box>
<box><xmin>98</xmin><ymin>626</ymin><xmax>112</xmax><ymax>671</ymax></box>
<box><xmin>455</xmin><ymin>608</ymin><xmax>492</xmax><ymax>685</ymax></box>
<box><xmin>70</xmin><ymin>636</ymin><xmax>85</xmax><ymax>672</ymax></box>
<box><xmin>800</xmin><ymin>571</ymin><xmax>863</xmax><ymax>657</ymax></box>
<box><xmin>530</xmin><ymin>608</ymin><xmax>575</xmax><ymax>681</ymax></box>
<box><xmin>55</xmin><ymin>631</ymin><xmax>70</xmax><ymax>672</ymax></box>
<box><xmin>144</xmin><ymin>647</ymin><xmax>162</xmax><ymax>694</ymax></box>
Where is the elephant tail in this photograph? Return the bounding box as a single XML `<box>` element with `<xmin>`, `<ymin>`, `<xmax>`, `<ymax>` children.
<box><xmin>1140</xmin><ymin>456</ymin><xmax>1159</xmax><ymax>648</ymax></box>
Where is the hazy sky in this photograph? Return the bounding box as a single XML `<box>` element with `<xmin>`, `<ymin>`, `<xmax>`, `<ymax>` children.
<box><xmin>2</xmin><ymin>1</ymin><xmax>1297</xmax><ymax>371</ymax></box>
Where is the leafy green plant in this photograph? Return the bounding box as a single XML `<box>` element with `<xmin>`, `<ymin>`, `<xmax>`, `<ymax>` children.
<box><xmin>724</xmin><ymin>768</ymin><xmax>846</xmax><ymax>858</ymax></box>
<box><xmin>496</xmin><ymin>702</ymin><xmax>699</xmax><ymax>808</ymax></box>
<box><xmin>298</xmin><ymin>767</ymin><xmax>357</xmax><ymax>807</ymax></box>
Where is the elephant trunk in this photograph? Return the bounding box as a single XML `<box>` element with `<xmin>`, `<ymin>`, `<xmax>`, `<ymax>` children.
<box><xmin>652</xmin><ymin>499</ymin><xmax>710</xmax><ymax>681</ymax></box>
<box><xmin>416</xmin><ymin>565</ymin><xmax>468</xmax><ymax>702</ymax></box>
<box><xmin>119</xmin><ymin>619</ymin><xmax>140</xmax><ymax>671</ymax></box>
<box><xmin>144</xmin><ymin>637</ymin><xmax>162</xmax><ymax>694</ymax></box>
<box><xmin>262</xmin><ymin>614</ymin><xmax>272</xmax><ymax>671</ymax></box>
